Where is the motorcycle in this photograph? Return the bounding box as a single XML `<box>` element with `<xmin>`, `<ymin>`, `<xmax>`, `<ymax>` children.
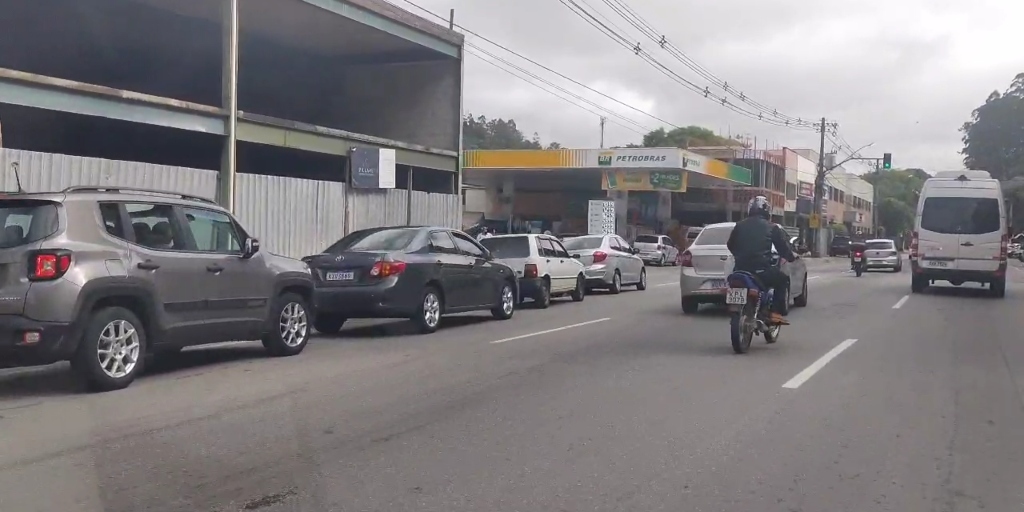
<box><xmin>724</xmin><ymin>255</ymin><xmax>782</xmax><ymax>354</ymax></box>
<box><xmin>851</xmin><ymin>242</ymin><xmax>867</xmax><ymax>277</ymax></box>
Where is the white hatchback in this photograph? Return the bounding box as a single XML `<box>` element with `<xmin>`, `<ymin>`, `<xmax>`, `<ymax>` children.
<box><xmin>480</xmin><ymin>234</ymin><xmax>587</xmax><ymax>308</ymax></box>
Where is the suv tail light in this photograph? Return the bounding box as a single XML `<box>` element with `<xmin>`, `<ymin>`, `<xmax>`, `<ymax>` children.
<box><xmin>680</xmin><ymin>251</ymin><xmax>693</xmax><ymax>267</ymax></box>
<box><xmin>909</xmin><ymin>231</ymin><xmax>919</xmax><ymax>259</ymax></box>
<box><xmin>369</xmin><ymin>260</ymin><xmax>406</xmax><ymax>278</ymax></box>
<box><xmin>592</xmin><ymin>251</ymin><xmax>608</xmax><ymax>263</ymax></box>
<box><xmin>29</xmin><ymin>251</ymin><xmax>72</xmax><ymax>281</ymax></box>
<box><xmin>524</xmin><ymin>263</ymin><xmax>539</xmax><ymax>278</ymax></box>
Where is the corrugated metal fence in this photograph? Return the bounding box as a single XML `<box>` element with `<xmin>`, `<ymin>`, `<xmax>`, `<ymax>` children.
<box><xmin>0</xmin><ymin>149</ymin><xmax>461</xmax><ymax>258</ymax></box>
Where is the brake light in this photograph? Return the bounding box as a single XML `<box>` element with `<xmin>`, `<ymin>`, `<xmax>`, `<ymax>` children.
<box><xmin>910</xmin><ymin>231</ymin><xmax>919</xmax><ymax>259</ymax></box>
<box><xmin>524</xmin><ymin>263</ymin><xmax>539</xmax><ymax>278</ymax></box>
<box><xmin>854</xmin><ymin>252</ymin><xmax>863</xmax><ymax>258</ymax></box>
<box><xmin>680</xmin><ymin>251</ymin><xmax>693</xmax><ymax>267</ymax></box>
<box><xmin>592</xmin><ymin>251</ymin><xmax>608</xmax><ymax>263</ymax></box>
<box><xmin>29</xmin><ymin>251</ymin><xmax>72</xmax><ymax>281</ymax></box>
<box><xmin>657</xmin><ymin>244</ymin><xmax>665</xmax><ymax>250</ymax></box>
<box><xmin>1000</xmin><ymin>233</ymin><xmax>1008</xmax><ymax>261</ymax></box>
<box><xmin>369</xmin><ymin>260</ymin><xmax>406</xmax><ymax>278</ymax></box>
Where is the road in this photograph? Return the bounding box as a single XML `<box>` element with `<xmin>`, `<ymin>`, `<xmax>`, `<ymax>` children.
<box><xmin>1</xmin><ymin>261</ymin><xmax>1023</xmax><ymax>511</ymax></box>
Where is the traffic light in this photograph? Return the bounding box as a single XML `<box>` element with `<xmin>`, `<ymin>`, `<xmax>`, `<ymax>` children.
<box><xmin>882</xmin><ymin>153</ymin><xmax>892</xmax><ymax>169</ymax></box>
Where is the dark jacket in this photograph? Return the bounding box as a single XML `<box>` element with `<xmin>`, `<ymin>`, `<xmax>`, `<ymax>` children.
<box><xmin>727</xmin><ymin>216</ymin><xmax>796</xmax><ymax>271</ymax></box>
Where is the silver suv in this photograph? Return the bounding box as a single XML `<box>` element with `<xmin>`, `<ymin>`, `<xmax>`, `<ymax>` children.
<box><xmin>0</xmin><ymin>186</ymin><xmax>315</xmax><ymax>391</ymax></box>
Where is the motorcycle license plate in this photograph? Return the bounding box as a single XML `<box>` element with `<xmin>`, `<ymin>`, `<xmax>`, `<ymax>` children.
<box><xmin>725</xmin><ymin>288</ymin><xmax>748</xmax><ymax>305</ymax></box>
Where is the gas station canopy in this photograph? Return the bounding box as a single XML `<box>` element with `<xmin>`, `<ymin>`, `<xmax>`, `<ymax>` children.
<box><xmin>462</xmin><ymin>147</ymin><xmax>752</xmax><ymax>188</ymax></box>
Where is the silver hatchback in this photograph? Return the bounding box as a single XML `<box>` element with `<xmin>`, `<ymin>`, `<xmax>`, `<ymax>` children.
<box><xmin>679</xmin><ymin>222</ymin><xmax>808</xmax><ymax>313</ymax></box>
<box><xmin>562</xmin><ymin>234</ymin><xmax>647</xmax><ymax>294</ymax></box>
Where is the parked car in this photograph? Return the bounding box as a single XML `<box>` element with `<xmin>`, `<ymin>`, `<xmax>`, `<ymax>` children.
<box><xmin>632</xmin><ymin>234</ymin><xmax>679</xmax><ymax>266</ymax></box>
<box><xmin>863</xmin><ymin>239</ymin><xmax>903</xmax><ymax>272</ymax></box>
<box><xmin>679</xmin><ymin>222</ymin><xmax>808</xmax><ymax>314</ymax></box>
<box><xmin>479</xmin><ymin>234</ymin><xmax>585</xmax><ymax>308</ymax></box>
<box><xmin>911</xmin><ymin>170</ymin><xmax>1008</xmax><ymax>296</ymax></box>
<box><xmin>561</xmin><ymin>234</ymin><xmax>647</xmax><ymax>293</ymax></box>
<box><xmin>305</xmin><ymin>226</ymin><xmax>518</xmax><ymax>334</ymax></box>
<box><xmin>828</xmin><ymin>235</ymin><xmax>852</xmax><ymax>257</ymax></box>
<box><xmin>0</xmin><ymin>186</ymin><xmax>314</xmax><ymax>391</ymax></box>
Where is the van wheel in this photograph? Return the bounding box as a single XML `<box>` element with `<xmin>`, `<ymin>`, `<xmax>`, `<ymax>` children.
<box><xmin>72</xmin><ymin>307</ymin><xmax>147</xmax><ymax>392</ymax></box>
<box><xmin>911</xmin><ymin>275</ymin><xmax>927</xmax><ymax>293</ymax></box>
<box><xmin>262</xmin><ymin>293</ymin><xmax>312</xmax><ymax>356</ymax></box>
<box><xmin>991</xmin><ymin>278</ymin><xmax>1006</xmax><ymax>298</ymax></box>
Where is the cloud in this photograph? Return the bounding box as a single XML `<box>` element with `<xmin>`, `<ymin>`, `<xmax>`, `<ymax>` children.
<box><xmin>411</xmin><ymin>0</ymin><xmax>1023</xmax><ymax>171</ymax></box>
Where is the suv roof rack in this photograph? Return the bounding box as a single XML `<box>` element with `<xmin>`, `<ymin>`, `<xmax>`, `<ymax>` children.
<box><xmin>61</xmin><ymin>186</ymin><xmax>217</xmax><ymax>205</ymax></box>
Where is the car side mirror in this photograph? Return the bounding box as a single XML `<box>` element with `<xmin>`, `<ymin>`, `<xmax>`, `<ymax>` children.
<box><xmin>631</xmin><ymin>247</ymin><xmax>640</xmax><ymax>254</ymax></box>
<box><xmin>571</xmin><ymin>253</ymin><xmax>581</xmax><ymax>259</ymax></box>
<box><xmin>243</xmin><ymin>237</ymin><xmax>260</xmax><ymax>259</ymax></box>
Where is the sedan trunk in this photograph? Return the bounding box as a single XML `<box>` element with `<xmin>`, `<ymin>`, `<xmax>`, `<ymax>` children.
<box><xmin>304</xmin><ymin>251</ymin><xmax>390</xmax><ymax>287</ymax></box>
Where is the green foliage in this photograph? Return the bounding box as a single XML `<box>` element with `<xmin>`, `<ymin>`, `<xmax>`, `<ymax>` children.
<box><xmin>861</xmin><ymin>169</ymin><xmax>927</xmax><ymax>236</ymax></box>
<box><xmin>960</xmin><ymin>73</ymin><xmax>1024</xmax><ymax>180</ymax></box>
<box><xmin>462</xmin><ymin>114</ymin><xmax>559</xmax><ymax>150</ymax></box>
<box><xmin>639</xmin><ymin>126</ymin><xmax>740</xmax><ymax>148</ymax></box>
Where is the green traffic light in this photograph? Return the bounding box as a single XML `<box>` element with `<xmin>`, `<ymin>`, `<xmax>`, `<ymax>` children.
<box><xmin>882</xmin><ymin>152</ymin><xmax>892</xmax><ymax>169</ymax></box>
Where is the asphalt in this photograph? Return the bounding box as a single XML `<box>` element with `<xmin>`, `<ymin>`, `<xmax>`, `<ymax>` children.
<box><xmin>1</xmin><ymin>259</ymin><xmax>1023</xmax><ymax>512</ymax></box>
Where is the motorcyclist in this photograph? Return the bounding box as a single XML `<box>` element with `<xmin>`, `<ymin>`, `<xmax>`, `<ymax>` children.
<box><xmin>726</xmin><ymin>196</ymin><xmax>798</xmax><ymax>325</ymax></box>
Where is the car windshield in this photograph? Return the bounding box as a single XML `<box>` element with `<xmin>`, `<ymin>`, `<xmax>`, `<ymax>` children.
<box><xmin>324</xmin><ymin>228</ymin><xmax>419</xmax><ymax>253</ymax></box>
<box><xmin>634</xmin><ymin>235</ymin><xmax>659</xmax><ymax>243</ymax></box>
<box><xmin>693</xmin><ymin>226</ymin><xmax>731</xmax><ymax>245</ymax></box>
<box><xmin>866</xmin><ymin>241</ymin><xmax>893</xmax><ymax>250</ymax></box>
<box><xmin>0</xmin><ymin>200</ymin><xmax>60</xmax><ymax>249</ymax></box>
<box><xmin>479</xmin><ymin>236</ymin><xmax>531</xmax><ymax>258</ymax></box>
<box><xmin>562</xmin><ymin>236</ymin><xmax>603</xmax><ymax>250</ymax></box>
<box><xmin>921</xmin><ymin>197</ymin><xmax>1001</xmax><ymax>235</ymax></box>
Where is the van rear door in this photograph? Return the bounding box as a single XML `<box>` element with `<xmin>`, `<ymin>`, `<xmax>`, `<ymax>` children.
<box><xmin>918</xmin><ymin>183</ymin><xmax>1003</xmax><ymax>272</ymax></box>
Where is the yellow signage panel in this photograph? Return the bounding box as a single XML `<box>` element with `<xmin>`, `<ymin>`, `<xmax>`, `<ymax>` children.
<box><xmin>602</xmin><ymin>170</ymin><xmax>687</xmax><ymax>192</ymax></box>
<box><xmin>809</xmin><ymin>213</ymin><xmax>820</xmax><ymax>229</ymax></box>
<box><xmin>462</xmin><ymin>149</ymin><xmax>586</xmax><ymax>168</ymax></box>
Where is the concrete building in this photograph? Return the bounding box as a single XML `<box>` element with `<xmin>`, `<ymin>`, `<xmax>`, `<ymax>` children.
<box><xmin>0</xmin><ymin>0</ymin><xmax>463</xmax><ymax>210</ymax></box>
<box><xmin>685</xmin><ymin>146</ymin><xmax>787</xmax><ymax>224</ymax></box>
<box><xmin>792</xmin><ymin>149</ymin><xmax>874</xmax><ymax>235</ymax></box>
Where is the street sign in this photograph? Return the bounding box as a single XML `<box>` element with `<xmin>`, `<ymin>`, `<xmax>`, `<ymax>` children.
<box><xmin>809</xmin><ymin>213</ymin><xmax>821</xmax><ymax>229</ymax></box>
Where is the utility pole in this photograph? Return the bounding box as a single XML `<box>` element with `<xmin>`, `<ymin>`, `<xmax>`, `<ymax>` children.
<box><xmin>599</xmin><ymin>117</ymin><xmax>607</xmax><ymax>148</ymax></box>
<box><xmin>871</xmin><ymin>159</ymin><xmax>880</xmax><ymax>236</ymax></box>
<box><xmin>811</xmin><ymin>117</ymin><xmax>827</xmax><ymax>257</ymax></box>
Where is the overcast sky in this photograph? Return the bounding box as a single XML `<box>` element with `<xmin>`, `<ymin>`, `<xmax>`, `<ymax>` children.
<box><xmin>407</xmin><ymin>0</ymin><xmax>1022</xmax><ymax>174</ymax></box>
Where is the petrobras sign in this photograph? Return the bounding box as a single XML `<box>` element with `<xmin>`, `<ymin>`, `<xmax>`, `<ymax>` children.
<box><xmin>593</xmin><ymin>148</ymin><xmax>680</xmax><ymax>168</ymax></box>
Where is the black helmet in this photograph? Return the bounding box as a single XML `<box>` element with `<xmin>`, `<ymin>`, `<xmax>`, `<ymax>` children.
<box><xmin>747</xmin><ymin>195</ymin><xmax>771</xmax><ymax>220</ymax></box>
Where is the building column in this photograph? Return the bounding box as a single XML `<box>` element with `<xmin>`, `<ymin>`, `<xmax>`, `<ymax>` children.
<box><xmin>218</xmin><ymin>0</ymin><xmax>239</xmax><ymax>211</ymax></box>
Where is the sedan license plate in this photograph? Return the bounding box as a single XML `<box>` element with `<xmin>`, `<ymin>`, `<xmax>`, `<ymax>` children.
<box><xmin>925</xmin><ymin>260</ymin><xmax>949</xmax><ymax>268</ymax></box>
<box><xmin>725</xmin><ymin>288</ymin><xmax>748</xmax><ymax>305</ymax></box>
<box><xmin>326</xmin><ymin>271</ymin><xmax>355</xmax><ymax>281</ymax></box>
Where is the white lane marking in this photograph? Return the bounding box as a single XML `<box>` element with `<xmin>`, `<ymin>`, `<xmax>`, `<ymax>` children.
<box><xmin>782</xmin><ymin>338</ymin><xmax>858</xmax><ymax>389</ymax></box>
<box><xmin>655</xmin><ymin>282</ymin><xmax>678</xmax><ymax>287</ymax></box>
<box><xmin>892</xmin><ymin>295</ymin><xmax>910</xmax><ymax>309</ymax></box>
<box><xmin>490</xmin><ymin>318</ymin><xmax>612</xmax><ymax>344</ymax></box>
<box><xmin>808</xmin><ymin>275</ymin><xmax>821</xmax><ymax>280</ymax></box>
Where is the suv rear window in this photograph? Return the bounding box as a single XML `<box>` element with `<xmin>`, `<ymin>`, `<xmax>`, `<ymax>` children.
<box><xmin>866</xmin><ymin>241</ymin><xmax>893</xmax><ymax>250</ymax></box>
<box><xmin>634</xmin><ymin>235</ymin><xmax>659</xmax><ymax>243</ymax></box>
<box><xmin>0</xmin><ymin>200</ymin><xmax>59</xmax><ymax>249</ymax></box>
<box><xmin>562</xmin><ymin>236</ymin><xmax>603</xmax><ymax>251</ymax></box>
<box><xmin>693</xmin><ymin>226</ymin><xmax>731</xmax><ymax>246</ymax></box>
<box><xmin>921</xmin><ymin>197</ymin><xmax>1001</xmax><ymax>235</ymax></box>
<box><xmin>831</xmin><ymin>236</ymin><xmax>850</xmax><ymax>246</ymax></box>
<box><xmin>479</xmin><ymin>236</ymin><xmax>531</xmax><ymax>258</ymax></box>
<box><xmin>325</xmin><ymin>228</ymin><xmax>419</xmax><ymax>253</ymax></box>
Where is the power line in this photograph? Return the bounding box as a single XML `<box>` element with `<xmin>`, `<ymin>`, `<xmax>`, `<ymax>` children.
<box><xmin>557</xmin><ymin>0</ymin><xmax>819</xmax><ymax>131</ymax></box>
<box><xmin>391</xmin><ymin>0</ymin><xmax>677</xmax><ymax>131</ymax></box>
<box><xmin>596</xmin><ymin>0</ymin><xmax>818</xmax><ymax>127</ymax></box>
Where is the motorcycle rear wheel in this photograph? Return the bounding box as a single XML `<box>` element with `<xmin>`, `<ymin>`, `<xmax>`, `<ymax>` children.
<box><xmin>855</xmin><ymin>266</ymin><xmax>863</xmax><ymax>277</ymax></box>
<box><xmin>730</xmin><ymin>304</ymin><xmax>756</xmax><ymax>354</ymax></box>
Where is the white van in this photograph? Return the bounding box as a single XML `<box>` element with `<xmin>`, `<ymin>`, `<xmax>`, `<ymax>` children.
<box><xmin>910</xmin><ymin>170</ymin><xmax>1008</xmax><ymax>296</ymax></box>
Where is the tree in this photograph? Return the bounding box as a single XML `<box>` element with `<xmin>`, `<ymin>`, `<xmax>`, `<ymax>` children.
<box><xmin>960</xmin><ymin>73</ymin><xmax>1024</xmax><ymax>181</ymax></box>
<box><xmin>638</xmin><ymin>126</ymin><xmax>741</xmax><ymax>148</ymax></box>
<box><xmin>861</xmin><ymin>168</ymin><xmax>927</xmax><ymax>236</ymax></box>
<box><xmin>462</xmin><ymin>114</ymin><xmax>560</xmax><ymax>150</ymax></box>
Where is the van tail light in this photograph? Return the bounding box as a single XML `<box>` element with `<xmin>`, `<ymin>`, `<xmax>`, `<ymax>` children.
<box><xmin>524</xmin><ymin>263</ymin><xmax>539</xmax><ymax>278</ymax></box>
<box><xmin>592</xmin><ymin>251</ymin><xmax>608</xmax><ymax>264</ymax></box>
<box><xmin>999</xmin><ymin>233</ymin><xmax>1008</xmax><ymax>261</ymax></box>
<box><xmin>369</xmin><ymin>260</ymin><xmax>406</xmax><ymax>278</ymax></box>
<box><xmin>680</xmin><ymin>250</ymin><xmax>693</xmax><ymax>267</ymax></box>
<box><xmin>29</xmin><ymin>251</ymin><xmax>73</xmax><ymax>281</ymax></box>
<box><xmin>909</xmin><ymin>231</ymin><xmax>919</xmax><ymax>259</ymax></box>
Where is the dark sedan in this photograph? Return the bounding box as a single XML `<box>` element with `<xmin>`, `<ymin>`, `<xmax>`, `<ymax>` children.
<box><xmin>304</xmin><ymin>226</ymin><xmax>519</xmax><ymax>334</ymax></box>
